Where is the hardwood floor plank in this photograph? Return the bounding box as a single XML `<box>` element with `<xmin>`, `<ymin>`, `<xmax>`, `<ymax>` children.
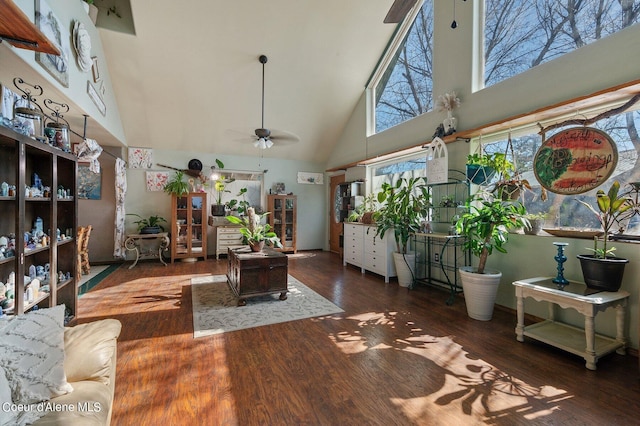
<box><xmin>76</xmin><ymin>252</ymin><xmax>640</xmax><ymax>425</ymax></box>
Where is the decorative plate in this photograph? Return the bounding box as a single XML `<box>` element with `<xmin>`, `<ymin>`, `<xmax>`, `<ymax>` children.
<box><xmin>72</xmin><ymin>21</ymin><xmax>92</xmax><ymax>73</ymax></box>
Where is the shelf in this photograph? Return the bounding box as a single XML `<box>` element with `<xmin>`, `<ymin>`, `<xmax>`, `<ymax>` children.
<box><xmin>0</xmin><ymin>0</ymin><xmax>61</xmax><ymax>55</ymax></box>
<box><xmin>24</xmin><ymin>245</ymin><xmax>50</xmax><ymax>256</ymax></box>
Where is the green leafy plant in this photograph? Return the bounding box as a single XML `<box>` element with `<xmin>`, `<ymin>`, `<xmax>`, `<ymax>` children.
<box><xmin>467</xmin><ymin>153</ymin><xmax>515</xmax><ymax>179</ymax></box>
<box><xmin>211</xmin><ymin>159</ymin><xmax>234</xmax><ymax>206</ymax></box>
<box><xmin>347</xmin><ymin>193</ymin><xmax>379</xmax><ymax>222</ymax></box>
<box><xmin>455</xmin><ymin>190</ymin><xmax>529</xmax><ymax>273</ymax></box>
<box><xmin>226</xmin><ymin>187</ymin><xmax>250</xmax><ymax>215</ymax></box>
<box><xmin>127</xmin><ymin>214</ymin><xmax>167</xmax><ymax>232</ymax></box>
<box><xmin>373</xmin><ymin>177</ymin><xmax>430</xmax><ymax>254</ymax></box>
<box><xmin>163</xmin><ymin>170</ymin><xmax>190</xmax><ymax>196</ymax></box>
<box><xmin>577</xmin><ymin>180</ymin><xmax>633</xmax><ymax>259</ymax></box>
<box><xmin>225</xmin><ymin>208</ymin><xmax>282</xmax><ymax>248</ymax></box>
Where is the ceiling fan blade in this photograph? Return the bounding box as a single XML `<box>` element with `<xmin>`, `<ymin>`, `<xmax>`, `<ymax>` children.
<box><xmin>384</xmin><ymin>0</ymin><xmax>418</xmax><ymax>23</ymax></box>
<box><xmin>269</xmin><ymin>129</ymin><xmax>300</xmax><ymax>145</ymax></box>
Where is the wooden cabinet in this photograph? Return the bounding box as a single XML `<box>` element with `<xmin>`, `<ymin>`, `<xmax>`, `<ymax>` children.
<box><xmin>215</xmin><ymin>226</ymin><xmax>246</xmax><ymax>259</ymax></box>
<box><xmin>226</xmin><ymin>248</ymin><xmax>288</xmax><ymax>306</ymax></box>
<box><xmin>171</xmin><ymin>193</ymin><xmax>207</xmax><ymax>262</ymax></box>
<box><xmin>335</xmin><ymin>181</ymin><xmax>363</xmax><ymax>223</ymax></box>
<box><xmin>343</xmin><ymin>223</ymin><xmax>396</xmax><ymax>283</ymax></box>
<box><xmin>0</xmin><ymin>125</ymin><xmax>77</xmax><ymax>322</ymax></box>
<box><xmin>267</xmin><ymin>194</ymin><xmax>297</xmax><ymax>253</ymax></box>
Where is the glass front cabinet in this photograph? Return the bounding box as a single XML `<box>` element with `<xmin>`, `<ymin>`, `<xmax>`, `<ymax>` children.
<box><xmin>267</xmin><ymin>194</ymin><xmax>297</xmax><ymax>253</ymax></box>
<box><xmin>171</xmin><ymin>193</ymin><xmax>207</xmax><ymax>262</ymax></box>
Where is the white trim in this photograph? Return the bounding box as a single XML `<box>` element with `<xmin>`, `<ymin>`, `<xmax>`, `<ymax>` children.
<box><xmin>366</xmin><ymin>0</ymin><xmax>426</xmax><ymax>135</ymax></box>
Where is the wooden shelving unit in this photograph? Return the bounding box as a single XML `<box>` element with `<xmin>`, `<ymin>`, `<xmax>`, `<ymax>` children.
<box><xmin>267</xmin><ymin>194</ymin><xmax>297</xmax><ymax>253</ymax></box>
<box><xmin>0</xmin><ymin>125</ymin><xmax>77</xmax><ymax>322</ymax></box>
<box><xmin>171</xmin><ymin>192</ymin><xmax>207</xmax><ymax>262</ymax></box>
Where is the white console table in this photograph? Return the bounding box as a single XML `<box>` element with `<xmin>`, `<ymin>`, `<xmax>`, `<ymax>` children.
<box><xmin>513</xmin><ymin>277</ymin><xmax>629</xmax><ymax>370</ymax></box>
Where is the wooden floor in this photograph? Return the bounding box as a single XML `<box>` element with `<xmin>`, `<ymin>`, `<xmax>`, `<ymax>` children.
<box><xmin>78</xmin><ymin>251</ymin><xmax>640</xmax><ymax>426</ymax></box>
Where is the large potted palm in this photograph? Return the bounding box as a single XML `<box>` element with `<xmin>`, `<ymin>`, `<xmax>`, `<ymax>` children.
<box><xmin>373</xmin><ymin>177</ymin><xmax>430</xmax><ymax>287</ymax></box>
<box><xmin>576</xmin><ymin>180</ymin><xmax>632</xmax><ymax>291</ymax></box>
<box><xmin>455</xmin><ymin>190</ymin><xmax>529</xmax><ymax>320</ymax></box>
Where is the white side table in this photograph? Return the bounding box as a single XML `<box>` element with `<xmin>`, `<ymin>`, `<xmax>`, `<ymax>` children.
<box><xmin>124</xmin><ymin>233</ymin><xmax>170</xmax><ymax>269</ymax></box>
<box><xmin>513</xmin><ymin>276</ymin><xmax>629</xmax><ymax>370</ymax></box>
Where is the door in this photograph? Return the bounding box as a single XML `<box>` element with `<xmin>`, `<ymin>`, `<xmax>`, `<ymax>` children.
<box><xmin>329</xmin><ymin>174</ymin><xmax>346</xmax><ymax>254</ymax></box>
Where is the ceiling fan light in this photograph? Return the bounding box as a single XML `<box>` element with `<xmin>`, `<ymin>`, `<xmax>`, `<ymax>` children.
<box><xmin>265</xmin><ymin>139</ymin><xmax>273</xmax><ymax>148</ymax></box>
<box><xmin>253</xmin><ymin>139</ymin><xmax>260</xmax><ymax>148</ymax></box>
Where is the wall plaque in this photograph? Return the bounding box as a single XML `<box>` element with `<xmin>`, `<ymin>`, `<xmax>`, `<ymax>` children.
<box><xmin>533</xmin><ymin>127</ymin><xmax>617</xmax><ymax>194</ymax></box>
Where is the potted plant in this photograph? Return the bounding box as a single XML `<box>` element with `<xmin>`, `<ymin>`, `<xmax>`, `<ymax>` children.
<box><xmin>523</xmin><ymin>212</ymin><xmax>548</xmax><ymax>235</ymax></box>
<box><xmin>455</xmin><ymin>190</ymin><xmax>529</xmax><ymax>320</ymax></box>
<box><xmin>575</xmin><ymin>180</ymin><xmax>632</xmax><ymax>291</ymax></box>
<box><xmin>163</xmin><ymin>170</ymin><xmax>190</xmax><ymax>196</ymax></box>
<box><xmin>210</xmin><ymin>159</ymin><xmax>232</xmax><ymax>216</ymax></box>
<box><xmin>127</xmin><ymin>214</ymin><xmax>168</xmax><ymax>234</ymax></box>
<box><xmin>373</xmin><ymin>177</ymin><xmax>430</xmax><ymax>287</ymax></box>
<box><xmin>225</xmin><ymin>207</ymin><xmax>282</xmax><ymax>251</ymax></box>
<box><xmin>466</xmin><ymin>152</ymin><xmax>514</xmax><ymax>185</ymax></box>
<box><xmin>347</xmin><ymin>193</ymin><xmax>378</xmax><ymax>223</ymax></box>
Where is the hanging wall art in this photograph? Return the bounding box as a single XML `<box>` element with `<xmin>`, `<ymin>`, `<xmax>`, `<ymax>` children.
<box><xmin>533</xmin><ymin>127</ymin><xmax>618</xmax><ymax>195</ymax></box>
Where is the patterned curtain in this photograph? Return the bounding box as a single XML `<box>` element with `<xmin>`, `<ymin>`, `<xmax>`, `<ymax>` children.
<box><xmin>113</xmin><ymin>158</ymin><xmax>127</xmax><ymax>259</ymax></box>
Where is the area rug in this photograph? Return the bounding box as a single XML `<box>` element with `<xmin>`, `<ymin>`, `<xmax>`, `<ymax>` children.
<box><xmin>191</xmin><ymin>274</ymin><xmax>344</xmax><ymax>338</ymax></box>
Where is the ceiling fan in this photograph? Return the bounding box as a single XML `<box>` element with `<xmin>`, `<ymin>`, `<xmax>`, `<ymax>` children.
<box><xmin>249</xmin><ymin>54</ymin><xmax>299</xmax><ymax>149</ymax></box>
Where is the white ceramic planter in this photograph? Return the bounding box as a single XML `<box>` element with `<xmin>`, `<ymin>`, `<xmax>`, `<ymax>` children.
<box><xmin>459</xmin><ymin>266</ymin><xmax>502</xmax><ymax>321</ymax></box>
<box><xmin>393</xmin><ymin>252</ymin><xmax>415</xmax><ymax>288</ymax></box>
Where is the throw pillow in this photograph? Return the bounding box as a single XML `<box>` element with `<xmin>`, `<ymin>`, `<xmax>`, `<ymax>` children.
<box><xmin>0</xmin><ymin>304</ymin><xmax>74</xmax><ymax>406</ymax></box>
<box><xmin>0</xmin><ymin>366</ymin><xmax>17</xmax><ymax>426</ymax></box>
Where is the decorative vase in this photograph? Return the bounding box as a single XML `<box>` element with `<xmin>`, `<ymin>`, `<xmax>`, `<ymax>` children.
<box><xmin>443</xmin><ymin>111</ymin><xmax>457</xmax><ymax>134</ymax></box>
<box><xmin>249</xmin><ymin>241</ymin><xmax>265</xmax><ymax>252</ymax></box>
<box><xmin>524</xmin><ymin>219</ymin><xmax>543</xmax><ymax>235</ymax></box>
<box><xmin>459</xmin><ymin>266</ymin><xmax>502</xmax><ymax>321</ymax></box>
<box><xmin>576</xmin><ymin>254</ymin><xmax>628</xmax><ymax>291</ymax></box>
<box><xmin>393</xmin><ymin>252</ymin><xmax>416</xmax><ymax>288</ymax></box>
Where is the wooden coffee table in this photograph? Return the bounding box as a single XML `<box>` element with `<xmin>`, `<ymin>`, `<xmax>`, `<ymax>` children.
<box><xmin>226</xmin><ymin>247</ymin><xmax>288</xmax><ymax>306</ymax></box>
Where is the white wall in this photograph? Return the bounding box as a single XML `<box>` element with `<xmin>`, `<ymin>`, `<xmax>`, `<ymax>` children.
<box><xmin>326</xmin><ymin>5</ymin><xmax>640</xmax><ymax>350</ymax></box>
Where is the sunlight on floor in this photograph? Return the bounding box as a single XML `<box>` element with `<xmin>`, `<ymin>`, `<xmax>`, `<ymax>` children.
<box><xmin>328</xmin><ymin>311</ymin><xmax>571</xmax><ymax>424</ymax></box>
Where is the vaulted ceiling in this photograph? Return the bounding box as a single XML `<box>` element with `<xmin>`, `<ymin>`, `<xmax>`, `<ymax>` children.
<box><xmin>98</xmin><ymin>1</ymin><xmax>399</xmax><ymax>163</ymax></box>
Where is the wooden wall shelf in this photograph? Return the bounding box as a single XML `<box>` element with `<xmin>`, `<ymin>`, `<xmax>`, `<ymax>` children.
<box><xmin>0</xmin><ymin>0</ymin><xmax>61</xmax><ymax>55</ymax></box>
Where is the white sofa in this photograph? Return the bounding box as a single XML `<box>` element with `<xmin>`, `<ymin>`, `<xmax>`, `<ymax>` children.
<box><xmin>33</xmin><ymin>318</ymin><xmax>122</xmax><ymax>426</ymax></box>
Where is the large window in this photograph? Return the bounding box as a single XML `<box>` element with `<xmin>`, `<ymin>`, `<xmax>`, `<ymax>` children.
<box><xmin>369</xmin><ymin>154</ymin><xmax>427</xmax><ymax>196</ymax></box>
<box><xmin>482</xmin><ymin>108</ymin><xmax>640</xmax><ymax>234</ymax></box>
<box><xmin>485</xmin><ymin>0</ymin><xmax>640</xmax><ymax>87</ymax></box>
<box><xmin>374</xmin><ymin>1</ymin><xmax>434</xmax><ymax>133</ymax></box>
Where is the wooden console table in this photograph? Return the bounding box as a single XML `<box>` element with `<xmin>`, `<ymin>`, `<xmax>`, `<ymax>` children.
<box><xmin>513</xmin><ymin>277</ymin><xmax>629</xmax><ymax>370</ymax></box>
<box><xmin>124</xmin><ymin>233</ymin><xmax>170</xmax><ymax>269</ymax></box>
<box><xmin>227</xmin><ymin>247</ymin><xmax>288</xmax><ymax>306</ymax></box>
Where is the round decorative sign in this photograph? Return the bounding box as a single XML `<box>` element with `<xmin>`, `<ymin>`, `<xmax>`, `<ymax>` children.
<box><xmin>533</xmin><ymin>127</ymin><xmax>618</xmax><ymax>195</ymax></box>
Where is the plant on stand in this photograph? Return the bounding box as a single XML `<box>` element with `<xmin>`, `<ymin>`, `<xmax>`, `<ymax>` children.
<box><xmin>127</xmin><ymin>214</ymin><xmax>168</xmax><ymax>234</ymax></box>
<box><xmin>225</xmin><ymin>207</ymin><xmax>282</xmax><ymax>251</ymax></box>
<box><xmin>163</xmin><ymin>170</ymin><xmax>190</xmax><ymax>196</ymax></box>
<box><xmin>455</xmin><ymin>190</ymin><xmax>529</xmax><ymax>320</ymax></box>
<box><xmin>373</xmin><ymin>177</ymin><xmax>430</xmax><ymax>287</ymax></box>
<box><xmin>575</xmin><ymin>180</ymin><xmax>632</xmax><ymax>291</ymax></box>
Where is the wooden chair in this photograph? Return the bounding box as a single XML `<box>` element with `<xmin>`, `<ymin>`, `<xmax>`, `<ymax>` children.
<box><xmin>80</xmin><ymin>225</ymin><xmax>92</xmax><ymax>275</ymax></box>
<box><xmin>76</xmin><ymin>226</ymin><xmax>87</xmax><ymax>279</ymax></box>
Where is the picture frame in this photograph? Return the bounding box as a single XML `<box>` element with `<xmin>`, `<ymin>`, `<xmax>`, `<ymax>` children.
<box><xmin>35</xmin><ymin>0</ymin><xmax>70</xmax><ymax>88</ymax></box>
<box><xmin>91</xmin><ymin>57</ymin><xmax>101</xmax><ymax>83</ymax></box>
<box><xmin>77</xmin><ymin>164</ymin><xmax>101</xmax><ymax>200</ymax></box>
<box><xmin>87</xmin><ymin>81</ymin><xmax>106</xmax><ymax>116</ymax></box>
